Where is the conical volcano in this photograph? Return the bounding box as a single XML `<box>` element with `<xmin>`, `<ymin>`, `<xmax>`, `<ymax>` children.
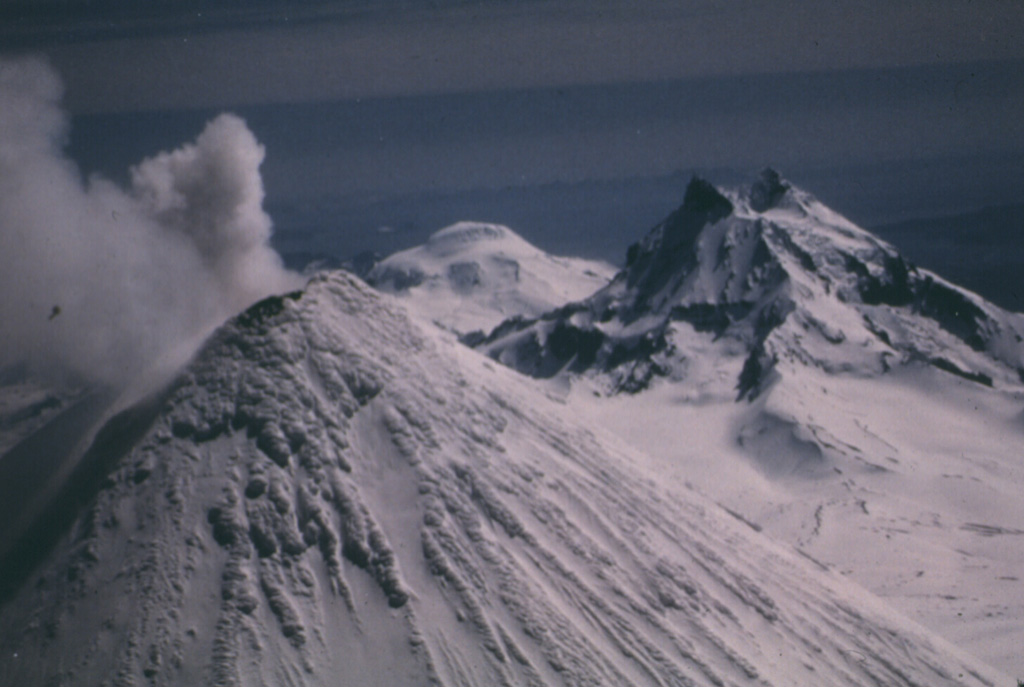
<box><xmin>0</xmin><ymin>271</ymin><xmax>1008</xmax><ymax>686</ymax></box>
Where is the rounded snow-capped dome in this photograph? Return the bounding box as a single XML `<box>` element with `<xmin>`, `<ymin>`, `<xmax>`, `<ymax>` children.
<box><xmin>427</xmin><ymin>222</ymin><xmax>509</xmax><ymax>247</ymax></box>
<box><xmin>367</xmin><ymin>221</ymin><xmax>615</xmax><ymax>335</ymax></box>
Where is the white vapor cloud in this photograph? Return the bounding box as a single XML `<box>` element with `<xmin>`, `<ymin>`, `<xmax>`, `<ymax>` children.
<box><xmin>0</xmin><ymin>56</ymin><xmax>302</xmax><ymax>387</ymax></box>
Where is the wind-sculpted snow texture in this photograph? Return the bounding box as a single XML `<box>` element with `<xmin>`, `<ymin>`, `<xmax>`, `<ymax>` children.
<box><xmin>477</xmin><ymin>169</ymin><xmax>1024</xmax><ymax>396</ymax></box>
<box><xmin>471</xmin><ymin>170</ymin><xmax>1024</xmax><ymax>673</ymax></box>
<box><xmin>0</xmin><ymin>272</ymin><xmax>1007</xmax><ymax>686</ymax></box>
<box><xmin>367</xmin><ymin>222</ymin><xmax>615</xmax><ymax>336</ymax></box>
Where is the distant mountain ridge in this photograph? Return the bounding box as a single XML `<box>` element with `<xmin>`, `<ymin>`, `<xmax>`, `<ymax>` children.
<box><xmin>475</xmin><ymin>169</ymin><xmax>1024</xmax><ymax>396</ymax></box>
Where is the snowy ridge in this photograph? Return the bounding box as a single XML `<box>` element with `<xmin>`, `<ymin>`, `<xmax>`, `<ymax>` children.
<box><xmin>368</xmin><ymin>221</ymin><xmax>615</xmax><ymax>335</ymax></box>
<box><xmin>476</xmin><ymin>170</ymin><xmax>1024</xmax><ymax>396</ymax></box>
<box><xmin>0</xmin><ymin>271</ymin><xmax>1008</xmax><ymax>686</ymax></box>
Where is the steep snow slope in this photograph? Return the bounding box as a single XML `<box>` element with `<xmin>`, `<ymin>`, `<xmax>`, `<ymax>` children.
<box><xmin>0</xmin><ymin>272</ymin><xmax>1008</xmax><ymax>686</ymax></box>
<box><xmin>367</xmin><ymin>222</ymin><xmax>615</xmax><ymax>335</ymax></box>
<box><xmin>566</xmin><ymin>362</ymin><xmax>1024</xmax><ymax>675</ymax></box>
<box><xmin>474</xmin><ymin>170</ymin><xmax>1024</xmax><ymax>673</ymax></box>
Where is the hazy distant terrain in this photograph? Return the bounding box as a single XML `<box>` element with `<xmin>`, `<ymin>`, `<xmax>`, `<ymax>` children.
<box><xmin>264</xmin><ymin>177</ymin><xmax>1024</xmax><ymax>315</ymax></box>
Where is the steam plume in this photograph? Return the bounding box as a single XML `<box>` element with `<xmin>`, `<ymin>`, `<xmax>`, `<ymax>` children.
<box><xmin>0</xmin><ymin>57</ymin><xmax>302</xmax><ymax>387</ymax></box>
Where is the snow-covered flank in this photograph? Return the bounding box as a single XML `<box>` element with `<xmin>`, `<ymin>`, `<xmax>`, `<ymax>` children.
<box><xmin>367</xmin><ymin>221</ymin><xmax>615</xmax><ymax>335</ymax></box>
<box><xmin>0</xmin><ymin>271</ymin><xmax>1008</xmax><ymax>686</ymax></box>
<box><xmin>473</xmin><ymin>169</ymin><xmax>1024</xmax><ymax>673</ymax></box>
<box><xmin>569</xmin><ymin>358</ymin><xmax>1024</xmax><ymax>675</ymax></box>
<box><xmin>476</xmin><ymin>169</ymin><xmax>1024</xmax><ymax>396</ymax></box>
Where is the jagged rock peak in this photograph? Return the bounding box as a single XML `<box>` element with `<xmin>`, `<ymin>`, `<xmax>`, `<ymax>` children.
<box><xmin>680</xmin><ymin>176</ymin><xmax>734</xmax><ymax>216</ymax></box>
<box><xmin>748</xmin><ymin>167</ymin><xmax>791</xmax><ymax>212</ymax></box>
<box><xmin>475</xmin><ymin>170</ymin><xmax>1024</xmax><ymax>396</ymax></box>
<box><xmin>622</xmin><ymin>176</ymin><xmax>733</xmax><ymax>287</ymax></box>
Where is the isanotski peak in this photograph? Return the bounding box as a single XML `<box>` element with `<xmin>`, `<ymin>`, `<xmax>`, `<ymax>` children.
<box><xmin>476</xmin><ymin>170</ymin><xmax>1024</xmax><ymax>397</ymax></box>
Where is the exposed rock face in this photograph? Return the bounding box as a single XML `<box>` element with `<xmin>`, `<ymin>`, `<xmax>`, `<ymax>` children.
<box><xmin>476</xmin><ymin>171</ymin><xmax>1024</xmax><ymax>397</ymax></box>
<box><xmin>748</xmin><ymin>167</ymin><xmax>790</xmax><ymax>213</ymax></box>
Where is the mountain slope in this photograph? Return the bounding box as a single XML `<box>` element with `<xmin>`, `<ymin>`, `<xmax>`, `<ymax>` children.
<box><xmin>367</xmin><ymin>222</ymin><xmax>615</xmax><ymax>335</ymax></box>
<box><xmin>476</xmin><ymin>169</ymin><xmax>1024</xmax><ymax>396</ymax></box>
<box><xmin>0</xmin><ymin>271</ymin><xmax>1008</xmax><ymax>686</ymax></box>
<box><xmin>871</xmin><ymin>203</ymin><xmax>1024</xmax><ymax>314</ymax></box>
<box><xmin>472</xmin><ymin>170</ymin><xmax>1024</xmax><ymax>673</ymax></box>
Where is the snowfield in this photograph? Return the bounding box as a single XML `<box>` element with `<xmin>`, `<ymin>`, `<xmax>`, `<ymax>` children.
<box><xmin>0</xmin><ymin>271</ymin><xmax>1011</xmax><ymax>686</ymax></box>
<box><xmin>471</xmin><ymin>169</ymin><xmax>1024</xmax><ymax>675</ymax></box>
<box><xmin>566</xmin><ymin>362</ymin><xmax>1024</xmax><ymax>675</ymax></box>
<box><xmin>367</xmin><ymin>221</ymin><xmax>616</xmax><ymax>336</ymax></box>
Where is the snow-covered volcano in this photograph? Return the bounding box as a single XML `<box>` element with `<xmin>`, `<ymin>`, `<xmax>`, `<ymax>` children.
<box><xmin>367</xmin><ymin>221</ymin><xmax>615</xmax><ymax>335</ymax></box>
<box><xmin>477</xmin><ymin>169</ymin><xmax>1024</xmax><ymax>396</ymax></box>
<box><xmin>0</xmin><ymin>271</ymin><xmax>1007</xmax><ymax>686</ymax></box>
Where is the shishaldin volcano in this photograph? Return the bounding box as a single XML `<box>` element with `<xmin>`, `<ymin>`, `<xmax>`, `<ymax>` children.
<box><xmin>0</xmin><ymin>270</ymin><xmax>1009</xmax><ymax>686</ymax></box>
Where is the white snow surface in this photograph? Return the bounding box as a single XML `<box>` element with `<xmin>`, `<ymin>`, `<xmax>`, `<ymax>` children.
<box><xmin>0</xmin><ymin>271</ymin><xmax>1009</xmax><ymax>686</ymax></box>
<box><xmin>565</xmin><ymin>362</ymin><xmax>1024</xmax><ymax>676</ymax></box>
<box><xmin>470</xmin><ymin>170</ymin><xmax>1024</xmax><ymax>675</ymax></box>
<box><xmin>368</xmin><ymin>221</ymin><xmax>615</xmax><ymax>335</ymax></box>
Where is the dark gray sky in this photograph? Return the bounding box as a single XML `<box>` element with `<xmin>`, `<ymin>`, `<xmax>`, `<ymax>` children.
<box><xmin>4</xmin><ymin>0</ymin><xmax>1022</xmax><ymax>113</ymax></box>
<box><xmin>3</xmin><ymin>0</ymin><xmax>1024</xmax><ymax>264</ymax></box>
